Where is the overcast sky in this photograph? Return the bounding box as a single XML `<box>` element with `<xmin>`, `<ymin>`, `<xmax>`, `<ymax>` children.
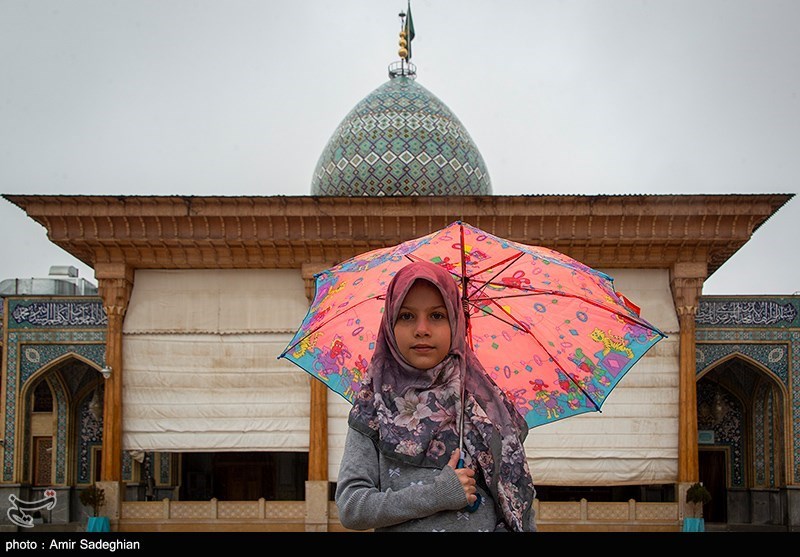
<box><xmin>1</xmin><ymin>0</ymin><xmax>797</xmax><ymax>295</ymax></box>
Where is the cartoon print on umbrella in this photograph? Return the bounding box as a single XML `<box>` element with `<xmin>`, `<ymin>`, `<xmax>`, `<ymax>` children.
<box><xmin>280</xmin><ymin>220</ymin><xmax>665</xmax><ymax>429</ymax></box>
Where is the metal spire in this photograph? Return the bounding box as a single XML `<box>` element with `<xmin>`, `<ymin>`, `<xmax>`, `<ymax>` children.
<box><xmin>388</xmin><ymin>2</ymin><xmax>417</xmax><ymax>78</ymax></box>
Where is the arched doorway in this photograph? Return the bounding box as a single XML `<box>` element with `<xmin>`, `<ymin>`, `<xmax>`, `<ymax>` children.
<box><xmin>697</xmin><ymin>354</ymin><xmax>787</xmax><ymax>526</ymax></box>
<box><xmin>22</xmin><ymin>357</ymin><xmax>105</xmax><ymax>492</ymax></box>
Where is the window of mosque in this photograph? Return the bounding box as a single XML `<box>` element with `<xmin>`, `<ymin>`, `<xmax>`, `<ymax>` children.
<box><xmin>179</xmin><ymin>452</ymin><xmax>308</xmax><ymax>501</ymax></box>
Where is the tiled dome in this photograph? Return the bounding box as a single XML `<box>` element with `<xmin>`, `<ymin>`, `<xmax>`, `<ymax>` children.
<box><xmin>310</xmin><ymin>74</ymin><xmax>491</xmax><ymax>196</ymax></box>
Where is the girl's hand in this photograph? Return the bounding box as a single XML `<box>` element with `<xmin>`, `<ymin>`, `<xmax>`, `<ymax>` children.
<box><xmin>448</xmin><ymin>449</ymin><xmax>478</xmax><ymax>505</ymax></box>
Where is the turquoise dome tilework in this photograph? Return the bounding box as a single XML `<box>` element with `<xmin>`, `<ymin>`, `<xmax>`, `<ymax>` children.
<box><xmin>311</xmin><ymin>75</ymin><xmax>491</xmax><ymax>196</ymax></box>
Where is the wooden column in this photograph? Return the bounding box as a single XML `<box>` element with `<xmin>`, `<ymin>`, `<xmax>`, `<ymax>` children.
<box><xmin>95</xmin><ymin>262</ymin><xmax>133</xmax><ymax>482</ymax></box>
<box><xmin>670</xmin><ymin>262</ymin><xmax>706</xmax><ymax>483</ymax></box>
<box><xmin>302</xmin><ymin>263</ymin><xmax>332</xmax><ymax>482</ymax></box>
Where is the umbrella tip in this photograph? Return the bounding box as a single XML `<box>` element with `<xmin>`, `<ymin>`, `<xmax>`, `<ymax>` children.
<box><xmin>618</xmin><ymin>292</ymin><xmax>641</xmax><ymax>316</ymax></box>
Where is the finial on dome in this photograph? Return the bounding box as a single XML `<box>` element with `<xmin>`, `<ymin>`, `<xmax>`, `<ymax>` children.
<box><xmin>388</xmin><ymin>1</ymin><xmax>416</xmax><ymax>79</ymax></box>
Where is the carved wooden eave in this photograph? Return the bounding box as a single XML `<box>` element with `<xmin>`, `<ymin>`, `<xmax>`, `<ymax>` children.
<box><xmin>2</xmin><ymin>193</ymin><xmax>793</xmax><ymax>277</ymax></box>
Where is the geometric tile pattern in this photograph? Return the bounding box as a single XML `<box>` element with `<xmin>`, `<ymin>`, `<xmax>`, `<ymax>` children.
<box><xmin>77</xmin><ymin>385</ymin><xmax>103</xmax><ymax>484</ymax></box>
<box><xmin>697</xmin><ymin>382</ymin><xmax>745</xmax><ymax>487</ymax></box>
<box><xmin>160</xmin><ymin>453</ymin><xmax>172</xmax><ymax>485</ymax></box>
<box><xmin>3</xmin><ymin>332</ymin><xmax>20</xmax><ymax>482</ymax></box>
<box><xmin>19</xmin><ymin>341</ymin><xmax>106</xmax><ymax>385</ymax></box>
<box><xmin>52</xmin><ymin>377</ymin><xmax>69</xmax><ymax>485</ymax></box>
<box><xmin>752</xmin><ymin>384</ymin><xmax>777</xmax><ymax>487</ymax></box>
<box><xmin>311</xmin><ymin>75</ymin><xmax>491</xmax><ymax>196</ymax></box>
<box><xmin>696</xmin><ymin>342</ymin><xmax>788</xmax><ymax>384</ymax></box>
<box><xmin>755</xmin><ymin>388</ymin><xmax>766</xmax><ymax>485</ymax></box>
<box><xmin>122</xmin><ymin>451</ymin><xmax>132</xmax><ymax>482</ymax></box>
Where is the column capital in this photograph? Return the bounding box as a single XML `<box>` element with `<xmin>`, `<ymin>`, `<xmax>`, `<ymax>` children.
<box><xmin>97</xmin><ymin>267</ymin><xmax>134</xmax><ymax>318</ymax></box>
<box><xmin>670</xmin><ymin>262</ymin><xmax>706</xmax><ymax>318</ymax></box>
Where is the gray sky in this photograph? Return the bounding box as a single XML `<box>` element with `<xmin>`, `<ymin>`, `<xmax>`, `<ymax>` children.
<box><xmin>1</xmin><ymin>0</ymin><xmax>798</xmax><ymax>295</ymax></box>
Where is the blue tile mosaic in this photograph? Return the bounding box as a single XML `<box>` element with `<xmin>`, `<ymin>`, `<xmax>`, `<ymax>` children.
<box><xmin>697</xmin><ymin>295</ymin><xmax>799</xmax><ymax>487</ymax></box>
<box><xmin>697</xmin><ymin>383</ymin><xmax>744</xmax><ymax>486</ymax></box>
<box><xmin>311</xmin><ymin>75</ymin><xmax>491</xmax><ymax>196</ymax></box>
<box><xmin>3</xmin><ymin>326</ymin><xmax>106</xmax><ymax>481</ymax></box>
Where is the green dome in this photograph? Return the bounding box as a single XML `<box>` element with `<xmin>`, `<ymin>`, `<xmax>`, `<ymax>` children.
<box><xmin>311</xmin><ymin>75</ymin><xmax>491</xmax><ymax>196</ymax></box>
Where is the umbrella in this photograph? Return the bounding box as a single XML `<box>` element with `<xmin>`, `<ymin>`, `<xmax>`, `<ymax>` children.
<box><xmin>279</xmin><ymin>220</ymin><xmax>665</xmax><ymax>429</ymax></box>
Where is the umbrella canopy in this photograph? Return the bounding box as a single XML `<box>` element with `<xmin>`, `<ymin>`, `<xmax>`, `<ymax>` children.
<box><xmin>279</xmin><ymin>220</ymin><xmax>665</xmax><ymax>429</ymax></box>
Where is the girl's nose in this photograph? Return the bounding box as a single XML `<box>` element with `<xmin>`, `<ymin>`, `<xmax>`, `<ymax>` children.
<box><xmin>414</xmin><ymin>318</ymin><xmax>431</xmax><ymax>336</ymax></box>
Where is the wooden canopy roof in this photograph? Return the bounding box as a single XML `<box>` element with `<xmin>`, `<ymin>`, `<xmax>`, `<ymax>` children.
<box><xmin>3</xmin><ymin>193</ymin><xmax>792</xmax><ymax>279</ymax></box>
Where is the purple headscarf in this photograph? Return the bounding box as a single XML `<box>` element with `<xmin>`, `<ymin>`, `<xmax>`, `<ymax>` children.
<box><xmin>348</xmin><ymin>260</ymin><xmax>536</xmax><ymax>531</ymax></box>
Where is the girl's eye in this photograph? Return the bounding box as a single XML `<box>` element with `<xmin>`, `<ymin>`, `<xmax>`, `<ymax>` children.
<box><xmin>397</xmin><ymin>311</ymin><xmax>414</xmax><ymax>321</ymax></box>
<box><xmin>431</xmin><ymin>311</ymin><xmax>447</xmax><ymax>321</ymax></box>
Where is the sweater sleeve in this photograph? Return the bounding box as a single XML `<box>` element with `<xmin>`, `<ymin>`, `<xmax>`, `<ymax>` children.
<box><xmin>335</xmin><ymin>427</ymin><xmax>468</xmax><ymax>531</ymax></box>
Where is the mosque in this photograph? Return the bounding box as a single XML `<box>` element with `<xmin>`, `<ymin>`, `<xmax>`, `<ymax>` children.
<box><xmin>0</xmin><ymin>6</ymin><xmax>797</xmax><ymax>532</ymax></box>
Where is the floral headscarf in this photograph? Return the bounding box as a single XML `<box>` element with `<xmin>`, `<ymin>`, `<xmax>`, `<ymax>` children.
<box><xmin>348</xmin><ymin>260</ymin><xmax>536</xmax><ymax>531</ymax></box>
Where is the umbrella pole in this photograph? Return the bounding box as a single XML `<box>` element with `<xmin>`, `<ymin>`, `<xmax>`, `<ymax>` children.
<box><xmin>457</xmin><ymin>222</ymin><xmax>481</xmax><ymax>512</ymax></box>
<box><xmin>458</xmin><ymin>329</ymin><xmax>481</xmax><ymax>513</ymax></box>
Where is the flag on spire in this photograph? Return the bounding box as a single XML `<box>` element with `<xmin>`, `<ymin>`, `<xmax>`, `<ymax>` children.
<box><xmin>404</xmin><ymin>1</ymin><xmax>415</xmax><ymax>60</ymax></box>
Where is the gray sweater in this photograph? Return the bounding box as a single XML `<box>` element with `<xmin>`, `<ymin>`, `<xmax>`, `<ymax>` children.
<box><xmin>335</xmin><ymin>426</ymin><xmax>504</xmax><ymax>532</ymax></box>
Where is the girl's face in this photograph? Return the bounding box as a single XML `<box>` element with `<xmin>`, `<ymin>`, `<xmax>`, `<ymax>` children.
<box><xmin>393</xmin><ymin>280</ymin><xmax>451</xmax><ymax>369</ymax></box>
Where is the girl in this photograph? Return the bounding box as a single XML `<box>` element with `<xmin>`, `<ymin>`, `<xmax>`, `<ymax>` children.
<box><xmin>335</xmin><ymin>260</ymin><xmax>536</xmax><ymax>532</ymax></box>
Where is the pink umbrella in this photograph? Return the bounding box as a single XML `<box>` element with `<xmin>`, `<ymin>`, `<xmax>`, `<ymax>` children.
<box><xmin>279</xmin><ymin>220</ymin><xmax>665</xmax><ymax>429</ymax></box>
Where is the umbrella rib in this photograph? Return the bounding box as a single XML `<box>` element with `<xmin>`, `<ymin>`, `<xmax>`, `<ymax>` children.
<box><xmin>464</xmin><ymin>254</ymin><xmax>526</xmax><ymax>301</ymax></box>
<box><xmin>470</xmin><ymin>297</ymin><xmax>603</xmax><ymax>412</ymax></box>
<box><xmin>468</xmin><ymin>252</ymin><xmax>525</xmax><ymax>281</ymax></box>
<box><xmin>471</xmin><ymin>286</ymin><xmax>659</xmax><ymax>331</ymax></box>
